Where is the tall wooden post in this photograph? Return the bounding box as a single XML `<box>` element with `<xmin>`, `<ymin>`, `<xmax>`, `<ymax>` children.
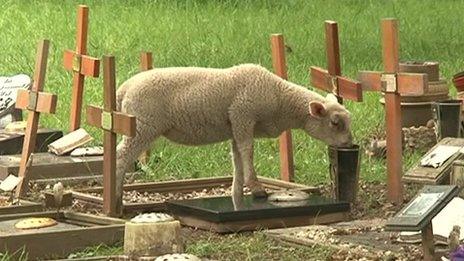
<box><xmin>64</xmin><ymin>5</ymin><xmax>100</xmax><ymax>131</ymax></box>
<box><xmin>271</xmin><ymin>34</ymin><xmax>294</xmax><ymax>182</ymax></box>
<box><xmin>358</xmin><ymin>19</ymin><xmax>428</xmax><ymax>204</ymax></box>
<box><xmin>87</xmin><ymin>56</ymin><xmax>136</xmax><ymax>216</ymax></box>
<box><xmin>15</xmin><ymin>40</ymin><xmax>58</xmax><ymax>197</ymax></box>
<box><xmin>138</xmin><ymin>52</ymin><xmax>153</xmax><ymax>165</ymax></box>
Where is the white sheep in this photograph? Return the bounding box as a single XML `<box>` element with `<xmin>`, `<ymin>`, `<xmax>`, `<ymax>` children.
<box><xmin>115</xmin><ymin>64</ymin><xmax>353</xmax><ymax>212</ymax></box>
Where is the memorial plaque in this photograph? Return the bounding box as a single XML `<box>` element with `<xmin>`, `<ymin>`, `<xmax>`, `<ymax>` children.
<box><xmin>0</xmin><ymin>74</ymin><xmax>30</xmax><ymax>119</ymax></box>
<box><xmin>167</xmin><ymin>194</ymin><xmax>349</xmax><ymax>233</ymax></box>
<box><xmin>385</xmin><ymin>185</ymin><xmax>460</xmax><ymax>231</ymax></box>
<box><xmin>404</xmin><ymin>138</ymin><xmax>464</xmax><ymax>184</ymax></box>
<box><xmin>0</xmin><ymin>128</ymin><xmax>62</xmax><ymax>155</ymax></box>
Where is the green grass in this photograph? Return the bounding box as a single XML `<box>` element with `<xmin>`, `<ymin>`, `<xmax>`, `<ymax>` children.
<box><xmin>2</xmin><ymin>0</ymin><xmax>457</xmax><ymax>185</ymax></box>
<box><xmin>0</xmin><ymin>0</ymin><xmax>461</xmax><ymax>258</ymax></box>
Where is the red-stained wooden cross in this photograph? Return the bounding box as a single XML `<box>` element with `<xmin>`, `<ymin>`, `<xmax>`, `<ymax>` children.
<box><xmin>310</xmin><ymin>21</ymin><xmax>363</xmax><ymax>103</ymax></box>
<box><xmin>358</xmin><ymin>19</ymin><xmax>428</xmax><ymax>204</ymax></box>
<box><xmin>64</xmin><ymin>5</ymin><xmax>100</xmax><ymax>132</ymax></box>
<box><xmin>138</xmin><ymin>52</ymin><xmax>153</xmax><ymax>165</ymax></box>
<box><xmin>271</xmin><ymin>34</ymin><xmax>295</xmax><ymax>182</ymax></box>
<box><xmin>87</xmin><ymin>56</ymin><xmax>136</xmax><ymax>216</ymax></box>
<box><xmin>16</xmin><ymin>40</ymin><xmax>58</xmax><ymax>197</ymax></box>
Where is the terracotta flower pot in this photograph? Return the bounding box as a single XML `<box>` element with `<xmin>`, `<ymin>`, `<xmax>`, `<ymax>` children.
<box><xmin>328</xmin><ymin>145</ymin><xmax>360</xmax><ymax>203</ymax></box>
<box><xmin>453</xmin><ymin>71</ymin><xmax>464</xmax><ymax>92</ymax></box>
<box><xmin>432</xmin><ymin>99</ymin><xmax>462</xmax><ymax>140</ymax></box>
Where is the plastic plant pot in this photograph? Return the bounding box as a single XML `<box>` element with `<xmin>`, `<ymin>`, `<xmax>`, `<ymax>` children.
<box><xmin>328</xmin><ymin>144</ymin><xmax>360</xmax><ymax>203</ymax></box>
<box><xmin>432</xmin><ymin>100</ymin><xmax>462</xmax><ymax>140</ymax></box>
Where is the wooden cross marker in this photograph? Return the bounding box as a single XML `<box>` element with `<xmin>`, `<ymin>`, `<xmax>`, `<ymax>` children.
<box><xmin>87</xmin><ymin>56</ymin><xmax>136</xmax><ymax>216</ymax></box>
<box><xmin>310</xmin><ymin>21</ymin><xmax>363</xmax><ymax>103</ymax></box>
<box><xmin>16</xmin><ymin>40</ymin><xmax>58</xmax><ymax>197</ymax></box>
<box><xmin>271</xmin><ymin>34</ymin><xmax>295</xmax><ymax>182</ymax></box>
<box><xmin>138</xmin><ymin>52</ymin><xmax>153</xmax><ymax>165</ymax></box>
<box><xmin>64</xmin><ymin>5</ymin><xmax>100</xmax><ymax>132</ymax></box>
<box><xmin>358</xmin><ymin>19</ymin><xmax>428</xmax><ymax>204</ymax></box>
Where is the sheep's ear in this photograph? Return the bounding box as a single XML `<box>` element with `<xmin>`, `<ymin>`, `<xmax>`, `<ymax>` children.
<box><xmin>326</xmin><ymin>93</ymin><xmax>338</xmax><ymax>103</ymax></box>
<box><xmin>309</xmin><ymin>101</ymin><xmax>327</xmax><ymax>118</ymax></box>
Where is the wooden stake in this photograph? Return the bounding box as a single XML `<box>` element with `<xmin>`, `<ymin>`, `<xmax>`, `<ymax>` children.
<box><xmin>420</xmin><ymin>222</ymin><xmax>435</xmax><ymax>261</ymax></box>
<box><xmin>65</xmin><ymin>5</ymin><xmax>100</xmax><ymax>131</ymax></box>
<box><xmin>87</xmin><ymin>56</ymin><xmax>136</xmax><ymax>216</ymax></box>
<box><xmin>271</xmin><ymin>34</ymin><xmax>295</xmax><ymax>182</ymax></box>
<box><xmin>310</xmin><ymin>21</ymin><xmax>363</xmax><ymax>103</ymax></box>
<box><xmin>358</xmin><ymin>18</ymin><xmax>428</xmax><ymax>204</ymax></box>
<box><xmin>138</xmin><ymin>52</ymin><xmax>153</xmax><ymax>165</ymax></box>
<box><xmin>16</xmin><ymin>40</ymin><xmax>58</xmax><ymax>197</ymax></box>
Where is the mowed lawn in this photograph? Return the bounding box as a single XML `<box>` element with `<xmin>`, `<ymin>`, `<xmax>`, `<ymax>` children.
<box><xmin>0</xmin><ymin>0</ymin><xmax>463</xmax><ymax>259</ymax></box>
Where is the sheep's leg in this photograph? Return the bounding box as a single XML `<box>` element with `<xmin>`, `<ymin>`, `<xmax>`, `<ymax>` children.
<box><xmin>231</xmin><ymin>138</ymin><xmax>266</xmax><ymax>198</ymax></box>
<box><xmin>115</xmin><ymin>121</ymin><xmax>160</xmax><ymax>216</ymax></box>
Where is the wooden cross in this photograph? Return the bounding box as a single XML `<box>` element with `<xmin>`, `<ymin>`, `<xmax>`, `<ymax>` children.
<box><xmin>271</xmin><ymin>34</ymin><xmax>295</xmax><ymax>182</ymax></box>
<box><xmin>87</xmin><ymin>56</ymin><xmax>136</xmax><ymax>216</ymax></box>
<box><xmin>310</xmin><ymin>21</ymin><xmax>363</xmax><ymax>103</ymax></box>
<box><xmin>64</xmin><ymin>5</ymin><xmax>100</xmax><ymax>132</ymax></box>
<box><xmin>16</xmin><ymin>40</ymin><xmax>58</xmax><ymax>197</ymax></box>
<box><xmin>137</xmin><ymin>52</ymin><xmax>153</xmax><ymax>165</ymax></box>
<box><xmin>358</xmin><ymin>19</ymin><xmax>428</xmax><ymax>204</ymax></box>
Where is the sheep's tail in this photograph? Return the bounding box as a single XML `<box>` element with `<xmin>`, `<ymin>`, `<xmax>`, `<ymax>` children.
<box><xmin>116</xmin><ymin>83</ymin><xmax>129</xmax><ymax>112</ymax></box>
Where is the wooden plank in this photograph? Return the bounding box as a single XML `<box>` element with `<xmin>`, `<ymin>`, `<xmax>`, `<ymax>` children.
<box><xmin>337</xmin><ymin>76</ymin><xmax>363</xmax><ymax>102</ymax></box>
<box><xmin>271</xmin><ymin>34</ymin><xmax>294</xmax><ymax>182</ymax></box>
<box><xmin>381</xmin><ymin>18</ymin><xmax>403</xmax><ymax>204</ymax></box>
<box><xmin>86</xmin><ymin>106</ymin><xmax>136</xmax><ymax>137</ymax></box>
<box><xmin>325</xmin><ymin>20</ymin><xmax>341</xmax><ymax>76</ymax></box>
<box><xmin>138</xmin><ymin>52</ymin><xmax>154</xmax><ymax>164</ymax></box>
<box><xmin>63</xmin><ymin>50</ymin><xmax>100</xmax><ymax>77</ymax></box>
<box><xmin>16</xmin><ymin>40</ymin><xmax>50</xmax><ymax>198</ymax></box>
<box><xmin>0</xmin><ymin>129</ymin><xmax>62</xmax><ymax>155</ymax></box>
<box><xmin>0</xmin><ymin>199</ymin><xmax>42</xmax><ymax>215</ymax></box>
<box><xmin>102</xmin><ymin>56</ymin><xmax>117</xmax><ymax>216</ymax></box>
<box><xmin>0</xmin><ymin>153</ymin><xmax>103</xmax><ymax>180</ymax></box>
<box><xmin>359</xmin><ymin>71</ymin><xmax>427</xmax><ymax>95</ymax></box>
<box><xmin>15</xmin><ymin>90</ymin><xmax>57</xmax><ymax>113</ymax></box>
<box><xmin>310</xmin><ymin>66</ymin><xmax>331</xmax><ymax>93</ymax></box>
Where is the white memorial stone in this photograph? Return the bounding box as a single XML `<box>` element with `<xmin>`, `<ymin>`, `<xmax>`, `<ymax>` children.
<box><xmin>0</xmin><ymin>74</ymin><xmax>31</xmax><ymax>128</ymax></box>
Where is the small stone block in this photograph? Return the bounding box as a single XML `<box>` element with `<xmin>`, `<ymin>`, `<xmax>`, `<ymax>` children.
<box><xmin>124</xmin><ymin>218</ymin><xmax>183</xmax><ymax>257</ymax></box>
<box><xmin>154</xmin><ymin>253</ymin><xmax>201</xmax><ymax>261</ymax></box>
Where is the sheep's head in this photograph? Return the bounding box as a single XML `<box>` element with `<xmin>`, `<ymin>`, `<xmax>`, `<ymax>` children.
<box><xmin>303</xmin><ymin>94</ymin><xmax>353</xmax><ymax>147</ymax></box>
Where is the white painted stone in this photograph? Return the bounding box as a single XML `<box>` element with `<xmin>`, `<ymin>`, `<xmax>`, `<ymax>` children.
<box><xmin>124</xmin><ymin>214</ymin><xmax>183</xmax><ymax>256</ymax></box>
<box><xmin>154</xmin><ymin>253</ymin><xmax>201</xmax><ymax>261</ymax></box>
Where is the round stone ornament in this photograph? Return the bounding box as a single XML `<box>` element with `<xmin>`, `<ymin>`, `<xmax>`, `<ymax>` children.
<box><xmin>154</xmin><ymin>253</ymin><xmax>201</xmax><ymax>261</ymax></box>
<box><xmin>14</xmin><ymin>217</ymin><xmax>58</xmax><ymax>229</ymax></box>
<box><xmin>267</xmin><ymin>190</ymin><xmax>310</xmax><ymax>202</ymax></box>
<box><xmin>130</xmin><ymin>212</ymin><xmax>174</xmax><ymax>223</ymax></box>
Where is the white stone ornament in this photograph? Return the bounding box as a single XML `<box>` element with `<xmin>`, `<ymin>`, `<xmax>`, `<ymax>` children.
<box><xmin>268</xmin><ymin>190</ymin><xmax>310</xmax><ymax>202</ymax></box>
<box><xmin>130</xmin><ymin>212</ymin><xmax>175</xmax><ymax>223</ymax></box>
<box><xmin>154</xmin><ymin>253</ymin><xmax>201</xmax><ymax>261</ymax></box>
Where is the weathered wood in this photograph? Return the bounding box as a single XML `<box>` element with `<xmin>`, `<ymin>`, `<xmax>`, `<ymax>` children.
<box><xmin>86</xmin><ymin>56</ymin><xmax>136</xmax><ymax>217</ymax></box>
<box><xmin>0</xmin><ymin>199</ymin><xmax>42</xmax><ymax>215</ymax></box>
<box><xmin>0</xmin><ymin>211</ymin><xmax>124</xmax><ymax>259</ymax></box>
<box><xmin>310</xmin><ymin>21</ymin><xmax>363</xmax><ymax>103</ymax></box>
<box><xmin>16</xmin><ymin>40</ymin><xmax>57</xmax><ymax>197</ymax></box>
<box><xmin>0</xmin><ymin>153</ymin><xmax>103</xmax><ymax>180</ymax></box>
<box><xmin>271</xmin><ymin>34</ymin><xmax>294</xmax><ymax>182</ymax></box>
<box><xmin>65</xmin><ymin>5</ymin><xmax>100</xmax><ymax>131</ymax></box>
<box><xmin>138</xmin><ymin>51</ymin><xmax>154</xmax><ymax>165</ymax></box>
<box><xmin>421</xmin><ymin>222</ymin><xmax>435</xmax><ymax>261</ymax></box>
<box><xmin>358</xmin><ymin>71</ymin><xmax>428</xmax><ymax>94</ymax></box>
<box><xmin>15</xmin><ymin>90</ymin><xmax>57</xmax><ymax>113</ymax></box>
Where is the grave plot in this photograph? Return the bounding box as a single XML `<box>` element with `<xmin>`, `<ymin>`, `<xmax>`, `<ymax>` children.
<box><xmin>0</xmin><ymin>211</ymin><xmax>124</xmax><ymax>259</ymax></box>
<box><xmin>404</xmin><ymin>137</ymin><xmax>464</xmax><ymax>184</ymax></box>
<box><xmin>72</xmin><ymin>176</ymin><xmax>317</xmax><ymax>215</ymax></box>
<box><xmin>266</xmin><ymin>219</ymin><xmax>423</xmax><ymax>260</ymax></box>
